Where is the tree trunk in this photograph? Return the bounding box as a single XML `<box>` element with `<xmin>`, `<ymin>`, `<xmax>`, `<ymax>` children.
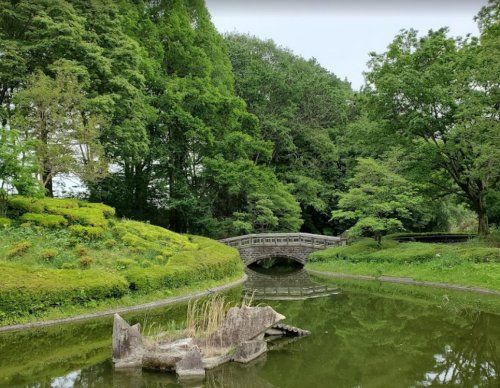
<box><xmin>476</xmin><ymin>198</ymin><xmax>489</xmax><ymax>236</ymax></box>
<box><xmin>43</xmin><ymin>170</ymin><xmax>54</xmax><ymax>197</ymax></box>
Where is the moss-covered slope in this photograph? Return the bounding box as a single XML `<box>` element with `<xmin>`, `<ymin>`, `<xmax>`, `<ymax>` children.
<box><xmin>0</xmin><ymin>196</ymin><xmax>243</xmax><ymax>324</ymax></box>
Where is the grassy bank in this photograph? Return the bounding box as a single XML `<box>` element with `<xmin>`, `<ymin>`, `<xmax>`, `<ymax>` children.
<box><xmin>0</xmin><ymin>196</ymin><xmax>243</xmax><ymax>325</ymax></box>
<box><xmin>308</xmin><ymin>235</ymin><xmax>500</xmax><ymax>292</ymax></box>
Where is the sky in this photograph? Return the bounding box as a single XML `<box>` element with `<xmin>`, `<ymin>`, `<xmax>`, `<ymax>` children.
<box><xmin>206</xmin><ymin>0</ymin><xmax>488</xmax><ymax>89</ymax></box>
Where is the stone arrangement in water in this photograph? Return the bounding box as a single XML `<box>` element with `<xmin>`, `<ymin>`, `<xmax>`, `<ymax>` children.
<box><xmin>112</xmin><ymin>306</ymin><xmax>310</xmax><ymax>380</ymax></box>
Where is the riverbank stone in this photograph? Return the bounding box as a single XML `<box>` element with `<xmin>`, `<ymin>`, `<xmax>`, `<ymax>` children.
<box><xmin>112</xmin><ymin>314</ymin><xmax>144</xmax><ymax>368</ymax></box>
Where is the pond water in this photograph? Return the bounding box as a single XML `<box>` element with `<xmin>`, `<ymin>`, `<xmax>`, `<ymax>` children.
<box><xmin>1</xmin><ymin>262</ymin><xmax>499</xmax><ymax>387</ymax></box>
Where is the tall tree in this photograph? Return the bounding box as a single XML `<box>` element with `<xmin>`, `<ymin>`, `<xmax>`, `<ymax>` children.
<box><xmin>225</xmin><ymin>34</ymin><xmax>353</xmax><ymax>234</ymax></box>
<box><xmin>365</xmin><ymin>3</ymin><xmax>500</xmax><ymax>235</ymax></box>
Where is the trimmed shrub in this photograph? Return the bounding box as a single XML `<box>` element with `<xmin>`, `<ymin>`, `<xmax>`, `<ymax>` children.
<box><xmin>78</xmin><ymin>202</ymin><xmax>116</xmax><ymax>218</ymax></box>
<box><xmin>49</xmin><ymin>207</ymin><xmax>108</xmax><ymax>227</ymax></box>
<box><xmin>7</xmin><ymin>196</ymin><xmax>45</xmax><ymax>214</ymax></box>
<box><xmin>79</xmin><ymin>256</ymin><xmax>93</xmax><ymax>268</ymax></box>
<box><xmin>0</xmin><ymin>264</ymin><xmax>129</xmax><ymax>318</ymax></box>
<box><xmin>104</xmin><ymin>239</ymin><xmax>117</xmax><ymax>248</ymax></box>
<box><xmin>0</xmin><ymin>217</ymin><xmax>11</xmax><ymax>228</ymax></box>
<box><xmin>41</xmin><ymin>249</ymin><xmax>58</xmax><ymax>262</ymax></box>
<box><xmin>69</xmin><ymin>225</ymin><xmax>105</xmax><ymax>240</ymax></box>
<box><xmin>7</xmin><ymin>241</ymin><xmax>32</xmax><ymax>258</ymax></box>
<box><xmin>124</xmin><ymin>236</ymin><xmax>242</xmax><ymax>293</ymax></box>
<box><xmin>20</xmin><ymin>213</ymin><xmax>67</xmax><ymax>228</ymax></box>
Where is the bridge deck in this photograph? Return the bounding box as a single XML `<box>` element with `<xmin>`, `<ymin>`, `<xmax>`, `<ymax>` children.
<box><xmin>220</xmin><ymin>232</ymin><xmax>344</xmax><ymax>249</ymax></box>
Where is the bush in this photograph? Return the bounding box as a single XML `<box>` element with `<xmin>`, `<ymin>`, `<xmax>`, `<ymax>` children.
<box><xmin>104</xmin><ymin>239</ymin><xmax>117</xmax><ymax>248</ymax></box>
<box><xmin>69</xmin><ymin>225</ymin><xmax>105</xmax><ymax>240</ymax></box>
<box><xmin>20</xmin><ymin>213</ymin><xmax>67</xmax><ymax>228</ymax></box>
<box><xmin>78</xmin><ymin>201</ymin><xmax>116</xmax><ymax>218</ymax></box>
<box><xmin>124</xmin><ymin>236</ymin><xmax>242</xmax><ymax>293</ymax></box>
<box><xmin>7</xmin><ymin>196</ymin><xmax>44</xmax><ymax>214</ymax></box>
<box><xmin>7</xmin><ymin>241</ymin><xmax>32</xmax><ymax>258</ymax></box>
<box><xmin>0</xmin><ymin>264</ymin><xmax>129</xmax><ymax>318</ymax></box>
<box><xmin>49</xmin><ymin>207</ymin><xmax>108</xmax><ymax>227</ymax></box>
<box><xmin>41</xmin><ymin>249</ymin><xmax>58</xmax><ymax>262</ymax></box>
<box><xmin>79</xmin><ymin>256</ymin><xmax>93</xmax><ymax>268</ymax></box>
<box><xmin>0</xmin><ymin>217</ymin><xmax>11</xmax><ymax>228</ymax></box>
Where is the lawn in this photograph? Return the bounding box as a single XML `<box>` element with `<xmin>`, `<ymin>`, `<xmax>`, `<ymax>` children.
<box><xmin>308</xmin><ymin>235</ymin><xmax>500</xmax><ymax>291</ymax></box>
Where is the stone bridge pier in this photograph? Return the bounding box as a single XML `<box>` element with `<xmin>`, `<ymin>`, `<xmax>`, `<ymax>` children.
<box><xmin>220</xmin><ymin>233</ymin><xmax>345</xmax><ymax>266</ymax></box>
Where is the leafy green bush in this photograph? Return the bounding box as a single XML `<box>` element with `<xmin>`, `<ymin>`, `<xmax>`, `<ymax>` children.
<box><xmin>79</xmin><ymin>256</ymin><xmax>93</xmax><ymax>268</ymax></box>
<box><xmin>68</xmin><ymin>225</ymin><xmax>105</xmax><ymax>240</ymax></box>
<box><xmin>0</xmin><ymin>217</ymin><xmax>11</xmax><ymax>228</ymax></box>
<box><xmin>20</xmin><ymin>213</ymin><xmax>67</xmax><ymax>228</ymax></box>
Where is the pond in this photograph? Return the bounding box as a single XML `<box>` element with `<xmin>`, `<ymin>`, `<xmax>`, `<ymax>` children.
<box><xmin>1</xmin><ymin>263</ymin><xmax>499</xmax><ymax>387</ymax></box>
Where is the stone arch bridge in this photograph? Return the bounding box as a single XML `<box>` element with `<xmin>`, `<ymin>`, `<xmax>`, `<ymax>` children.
<box><xmin>220</xmin><ymin>233</ymin><xmax>345</xmax><ymax>266</ymax></box>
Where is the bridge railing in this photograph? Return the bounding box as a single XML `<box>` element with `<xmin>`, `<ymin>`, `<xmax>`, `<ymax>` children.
<box><xmin>220</xmin><ymin>233</ymin><xmax>345</xmax><ymax>249</ymax></box>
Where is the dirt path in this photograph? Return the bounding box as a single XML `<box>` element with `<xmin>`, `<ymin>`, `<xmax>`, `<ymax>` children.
<box><xmin>307</xmin><ymin>269</ymin><xmax>500</xmax><ymax>296</ymax></box>
<box><xmin>0</xmin><ymin>275</ymin><xmax>247</xmax><ymax>333</ymax></box>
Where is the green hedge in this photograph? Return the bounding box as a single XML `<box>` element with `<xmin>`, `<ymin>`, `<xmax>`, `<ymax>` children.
<box><xmin>20</xmin><ymin>213</ymin><xmax>68</xmax><ymax>228</ymax></box>
<box><xmin>0</xmin><ymin>264</ymin><xmax>129</xmax><ymax>319</ymax></box>
<box><xmin>125</xmin><ymin>236</ymin><xmax>242</xmax><ymax>293</ymax></box>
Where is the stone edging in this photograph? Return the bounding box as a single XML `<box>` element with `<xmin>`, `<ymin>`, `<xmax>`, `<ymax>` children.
<box><xmin>307</xmin><ymin>269</ymin><xmax>500</xmax><ymax>296</ymax></box>
<box><xmin>0</xmin><ymin>274</ymin><xmax>248</xmax><ymax>333</ymax></box>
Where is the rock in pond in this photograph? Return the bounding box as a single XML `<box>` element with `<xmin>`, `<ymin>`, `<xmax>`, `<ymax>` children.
<box><xmin>112</xmin><ymin>305</ymin><xmax>308</xmax><ymax>378</ymax></box>
<box><xmin>233</xmin><ymin>340</ymin><xmax>267</xmax><ymax>363</ymax></box>
<box><xmin>112</xmin><ymin>314</ymin><xmax>144</xmax><ymax>368</ymax></box>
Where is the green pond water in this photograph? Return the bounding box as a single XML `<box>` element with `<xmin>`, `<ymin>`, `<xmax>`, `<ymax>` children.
<box><xmin>1</xmin><ymin>266</ymin><xmax>499</xmax><ymax>388</ymax></box>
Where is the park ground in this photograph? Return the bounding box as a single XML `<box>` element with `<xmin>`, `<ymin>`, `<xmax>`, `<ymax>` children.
<box><xmin>307</xmin><ymin>235</ymin><xmax>500</xmax><ymax>292</ymax></box>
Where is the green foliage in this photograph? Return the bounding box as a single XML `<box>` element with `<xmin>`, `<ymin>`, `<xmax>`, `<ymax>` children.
<box><xmin>124</xmin><ymin>236</ymin><xmax>242</xmax><ymax>293</ymax></box>
<box><xmin>333</xmin><ymin>158</ymin><xmax>427</xmax><ymax>243</ymax></box>
<box><xmin>0</xmin><ymin>198</ymin><xmax>244</xmax><ymax>323</ymax></box>
<box><xmin>6</xmin><ymin>241</ymin><xmax>32</xmax><ymax>258</ymax></box>
<box><xmin>225</xmin><ymin>33</ymin><xmax>353</xmax><ymax>234</ymax></box>
<box><xmin>309</xmin><ymin>237</ymin><xmax>500</xmax><ymax>290</ymax></box>
<box><xmin>365</xmin><ymin>9</ymin><xmax>500</xmax><ymax>235</ymax></box>
<box><xmin>0</xmin><ymin>264</ymin><xmax>129</xmax><ymax>318</ymax></box>
<box><xmin>0</xmin><ymin>217</ymin><xmax>11</xmax><ymax>228</ymax></box>
<box><xmin>40</xmin><ymin>248</ymin><xmax>57</xmax><ymax>262</ymax></box>
<box><xmin>68</xmin><ymin>225</ymin><xmax>105</xmax><ymax>240</ymax></box>
<box><xmin>20</xmin><ymin>213</ymin><xmax>67</xmax><ymax>228</ymax></box>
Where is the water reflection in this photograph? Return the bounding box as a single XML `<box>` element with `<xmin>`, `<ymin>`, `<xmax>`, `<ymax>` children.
<box><xmin>244</xmin><ymin>263</ymin><xmax>340</xmax><ymax>300</ymax></box>
<box><xmin>1</xmin><ymin>277</ymin><xmax>499</xmax><ymax>387</ymax></box>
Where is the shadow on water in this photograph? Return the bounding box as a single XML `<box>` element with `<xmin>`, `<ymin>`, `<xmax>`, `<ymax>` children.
<box><xmin>1</xmin><ymin>263</ymin><xmax>499</xmax><ymax>387</ymax></box>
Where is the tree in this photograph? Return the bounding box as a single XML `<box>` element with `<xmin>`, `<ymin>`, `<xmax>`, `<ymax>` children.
<box><xmin>365</xmin><ymin>2</ymin><xmax>500</xmax><ymax>235</ymax></box>
<box><xmin>332</xmin><ymin>158</ymin><xmax>426</xmax><ymax>246</ymax></box>
<box><xmin>225</xmin><ymin>33</ymin><xmax>353</xmax><ymax>234</ymax></box>
<box><xmin>13</xmin><ymin>69</ymin><xmax>107</xmax><ymax>196</ymax></box>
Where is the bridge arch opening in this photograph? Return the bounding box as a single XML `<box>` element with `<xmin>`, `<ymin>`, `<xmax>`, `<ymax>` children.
<box><xmin>248</xmin><ymin>255</ymin><xmax>304</xmax><ymax>275</ymax></box>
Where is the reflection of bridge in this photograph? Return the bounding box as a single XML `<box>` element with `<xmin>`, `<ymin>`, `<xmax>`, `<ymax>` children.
<box><xmin>220</xmin><ymin>233</ymin><xmax>345</xmax><ymax>266</ymax></box>
<box><xmin>244</xmin><ymin>268</ymin><xmax>341</xmax><ymax>300</ymax></box>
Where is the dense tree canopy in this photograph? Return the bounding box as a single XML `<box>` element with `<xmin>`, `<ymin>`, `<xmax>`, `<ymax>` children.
<box><xmin>365</xmin><ymin>2</ymin><xmax>500</xmax><ymax>235</ymax></box>
<box><xmin>0</xmin><ymin>0</ymin><xmax>497</xmax><ymax>238</ymax></box>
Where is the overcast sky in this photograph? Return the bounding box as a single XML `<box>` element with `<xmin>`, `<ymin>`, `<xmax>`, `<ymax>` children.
<box><xmin>206</xmin><ymin>0</ymin><xmax>488</xmax><ymax>89</ymax></box>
